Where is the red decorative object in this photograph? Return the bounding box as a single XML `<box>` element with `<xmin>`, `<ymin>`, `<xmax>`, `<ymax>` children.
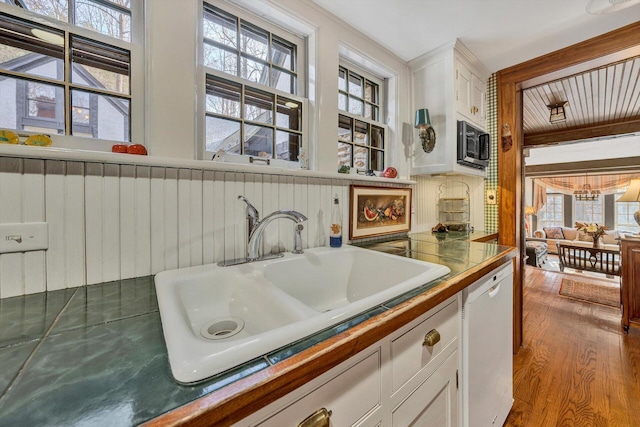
<box><xmin>111</xmin><ymin>144</ymin><xmax>128</xmax><ymax>153</ymax></box>
<box><xmin>127</xmin><ymin>144</ymin><xmax>147</xmax><ymax>155</ymax></box>
<box><xmin>382</xmin><ymin>167</ymin><xmax>398</xmax><ymax>178</ymax></box>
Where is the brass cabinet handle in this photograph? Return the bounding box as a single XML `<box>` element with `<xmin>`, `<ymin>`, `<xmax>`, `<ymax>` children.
<box><xmin>298</xmin><ymin>408</ymin><xmax>332</xmax><ymax>427</ymax></box>
<box><xmin>423</xmin><ymin>329</ymin><xmax>441</xmax><ymax>347</ymax></box>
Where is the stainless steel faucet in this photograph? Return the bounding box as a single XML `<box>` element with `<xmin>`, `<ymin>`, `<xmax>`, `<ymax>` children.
<box><xmin>235</xmin><ymin>195</ymin><xmax>308</xmax><ymax>262</ymax></box>
<box><xmin>246</xmin><ymin>209</ymin><xmax>307</xmax><ymax>260</ymax></box>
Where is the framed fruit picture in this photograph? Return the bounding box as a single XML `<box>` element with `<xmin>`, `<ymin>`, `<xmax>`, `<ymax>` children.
<box><xmin>349</xmin><ymin>185</ymin><xmax>412</xmax><ymax>240</ymax></box>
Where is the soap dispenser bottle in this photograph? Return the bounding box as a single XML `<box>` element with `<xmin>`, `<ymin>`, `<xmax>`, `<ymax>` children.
<box><xmin>330</xmin><ymin>194</ymin><xmax>342</xmax><ymax>248</ymax></box>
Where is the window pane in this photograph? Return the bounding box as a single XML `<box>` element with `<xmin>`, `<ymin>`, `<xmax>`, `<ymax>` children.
<box><xmin>27</xmin><ymin>81</ymin><xmax>63</xmax><ymax>121</ymax></box>
<box><xmin>271</xmin><ymin>69</ymin><xmax>294</xmax><ymax>94</ymax></box>
<box><xmin>203</xmin><ymin>7</ymin><xmax>237</xmax><ymax>48</ymax></box>
<box><xmin>71</xmin><ymin>90</ymin><xmax>91</xmax><ymax>124</ymax></box>
<box><xmin>204</xmin><ymin>44</ymin><xmax>237</xmax><ymax>75</ymax></box>
<box><xmin>272</xmin><ymin>38</ymin><xmax>293</xmax><ymax>71</ymax></box>
<box><xmin>244</xmin><ymin>87</ymin><xmax>273</xmax><ymax>124</ymax></box>
<box><xmin>276</xmin><ymin>130</ymin><xmax>299</xmax><ymax>161</ymax></box>
<box><xmin>353</xmin><ymin>145</ymin><xmax>367</xmax><ymax>169</ymax></box>
<box><xmin>71</xmin><ymin>89</ymin><xmax>129</xmax><ymax>141</ymax></box>
<box><xmin>364</xmin><ymin>81</ymin><xmax>377</xmax><ymax>103</ymax></box>
<box><xmin>354</xmin><ymin>120</ymin><xmax>368</xmax><ymax>145</ymax></box>
<box><xmin>371</xmin><ymin>125</ymin><xmax>383</xmax><ymax>149</ymax></box>
<box><xmin>240</xmin><ymin>56</ymin><xmax>269</xmax><ymax>85</ymax></box>
<box><xmin>240</xmin><ymin>23</ymin><xmax>268</xmax><ymax>61</ymax></box>
<box><xmin>338</xmin><ymin>115</ymin><xmax>351</xmax><ymax>142</ymax></box>
<box><xmin>21</xmin><ymin>0</ymin><xmax>68</xmax><ymax>22</ymax></box>
<box><xmin>206</xmin><ymin>116</ymin><xmax>240</xmax><ymax>153</ymax></box>
<box><xmin>370</xmin><ymin>149</ymin><xmax>384</xmax><ymax>171</ymax></box>
<box><xmin>338</xmin><ymin>142</ymin><xmax>351</xmax><ymax>168</ymax></box>
<box><xmin>338</xmin><ymin>93</ymin><xmax>347</xmax><ymax>112</ymax></box>
<box><xmin>75</xmin><ymin>0</ymin><xmax>131</xmax><ymax>42</ymax></box>
<box><xmin>276</xmin><ymin>97</ymin><xmax>300</xmax><ymax>130</ymax></box>
<box><xmin>205</xmin><ymin>76</ymin><xmax>241</xmax><ymax>118</ymax></box>
<box><xmin>338</xmin><ymin>67</ymin><xmax>346</xmax><ymax>91</ymax></box>
<box><xmin>348</xmin><ymin>97</ymin><xmax>363</xmax><ymax>116</ymax></box>
<box><xmin>348</xmin><ymin>72</ymin><xmax>362</xmax><ymax>97</ymax></box>
<box><xmin>244</xmin><ymin>124</ymin><xmax>272</xmax><ymax>157</ymax></box>
<box><xmin>0</xmin><ymin>14</ymin><xmax>64</xmax><ymax>80</ymax></box>
<box><xmin>71</xmin><ymin>36</ymin><xmax>130</xmax><ymax>94</ymax></box>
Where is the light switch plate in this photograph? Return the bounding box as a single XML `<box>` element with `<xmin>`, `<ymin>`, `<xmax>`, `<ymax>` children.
<box><xmin>486</xmin><ymin>190</ymin><xmax>497</xmax><ymax>205</ymax></box>
<box><xmin>0</xmin><ymin>222</ymin><xmax>48</xmax><ymax>254</ymax></box>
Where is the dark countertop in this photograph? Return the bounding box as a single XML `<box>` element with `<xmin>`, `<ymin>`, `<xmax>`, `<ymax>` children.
<box><xmin>0</xmin><ymin>230</ymin><xmax>512</xmax><ymax>426</ymax></box>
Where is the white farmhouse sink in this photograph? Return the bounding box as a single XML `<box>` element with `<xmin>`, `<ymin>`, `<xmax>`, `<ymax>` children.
<box><xmin>155</xmin><ymin>245</ymin><xmax>450</xmax><ymax>384</ymax></box>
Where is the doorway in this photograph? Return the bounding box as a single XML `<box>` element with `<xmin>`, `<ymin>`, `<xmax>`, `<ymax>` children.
<box><xmin>496</xmin><ymin>21</ymin><xmax>640</xmax><ymax>351</ymax></box>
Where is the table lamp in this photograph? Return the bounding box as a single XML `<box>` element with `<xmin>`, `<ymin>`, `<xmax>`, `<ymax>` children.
<box><xmin>616</xmin><ymin>178</ymin><xmax>640</xmax><ymax>227</ymax></box>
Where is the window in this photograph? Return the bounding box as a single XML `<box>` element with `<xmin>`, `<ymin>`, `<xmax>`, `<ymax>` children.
<box><xmin>615</xmin><ymin>189</ymin><xmax>640</xmax><ymax>233</ymax></box>
<box><xmin>537</xmin><ymin>193</ymin><xmax>563</xmax><ymax>228</ymax></box>
<box><xmin>337</xmin><ymin>64</ymin><xmax>385</xmax><ymax>171</ymax></box>
<box><xmin>203</xmin><ymin>3</ymin><xmax>305</xmax><ymax>162</ymax></box>
<box><xmin>574</xmin><ymin>198</ymin><xmax>604</xmax><ymax>224</ymax></box>
<box><xmin>0</xmin><ymin>2</ymin><xmax>134</xmax><ymax>144</ymax></box>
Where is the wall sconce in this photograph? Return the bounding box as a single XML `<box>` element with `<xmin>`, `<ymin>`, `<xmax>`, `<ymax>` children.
<box><xmin>547</xmin><ymin>101</ymin><xmax>568</xmax><ymax>124</ymax></box>
<box><xmin>616</xmin><ymin>178</ymin><xmax>640</xmax><ymax>227</ymax></box>
<box><xmin>415</xmin><ymin>108</ymin><xmax>436</xmax><ymax>153</ymax></box>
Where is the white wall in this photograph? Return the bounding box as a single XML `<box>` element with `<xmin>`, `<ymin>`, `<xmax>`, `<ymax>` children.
<box><xmin>0</xmin><ymin>156</ymin><xmax>415</xmax><ymax>298</ymax></box>
<box><xmin>411</xmin><ymin>174</ymin><xmax>485</xmax><ymax>233</ymax></box>
<box><xmin>145</xmin><ymin>0</ymin><xmax>412</xmax><ymax>177</ymax></box>
<box><xmin>0</xmin><ymin>0</ymin><xmax>488</xmax><ymax>298</ymax></box>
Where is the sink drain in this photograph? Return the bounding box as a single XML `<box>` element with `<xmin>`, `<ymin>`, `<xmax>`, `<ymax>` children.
<box><xmin>200</xmin><ymin>317</ymin><xmax>244</xmax><ymax>340</ymax></box>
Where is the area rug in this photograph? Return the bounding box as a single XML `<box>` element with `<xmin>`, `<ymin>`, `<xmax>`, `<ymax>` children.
<box><xmin>559</xmin><ymin>278</ymin><xmax>620</xmax><ymax>308</ymax></box>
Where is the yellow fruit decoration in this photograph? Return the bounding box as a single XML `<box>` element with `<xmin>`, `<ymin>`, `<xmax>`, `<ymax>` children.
<box><xmin>0</xmin><ymin>130</ymin><xmax>20</xmax><ymax>144</ymax></box>
<box><xmin>25</xmin><ymin>134</ymin><xmax>52</xmax><ymax>147</ymax></box>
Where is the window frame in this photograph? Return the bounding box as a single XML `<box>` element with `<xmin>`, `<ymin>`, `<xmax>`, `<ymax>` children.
<box><xmin>200</xmin><ymin>0</ymin><xmax>307</xmax><ymax>165</ymax></box>
<box><xmin>337</xmin><ymin>61</ymin><xmax>387</xmax><ymax>172</ymax></box>
<box><xmin>615</xmin><ymin>188</ymin><xmax>640</xmax><ymax>233</ymax></box>
<box><xmin>537</xmin><ymin>192</ymin><xmax>564</xmax><ymax>229</ymax></box>
<box><xmin>0</xmin><ymin>1</ymin><xmax>143</xmax><ymax>151</ymax></box>
<box><xmin>573</xmin><ymin>197</ymin><xmax>604</xmax><ymax>225</ymax></box>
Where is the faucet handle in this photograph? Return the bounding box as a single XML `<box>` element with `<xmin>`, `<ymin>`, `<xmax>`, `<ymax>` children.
<box><xmin>238</xmin><ymin>195</ymin><xmax>259</xmax><ymax>221</ymax></box>
<box><xmin>293</xmin><ymin>223</ymin><xmax>304</xmax><ymax>254</ymax></box>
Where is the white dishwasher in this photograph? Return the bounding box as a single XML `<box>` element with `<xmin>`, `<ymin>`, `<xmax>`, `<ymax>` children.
<box><xmin>462</xmin><ymin>263</ymin><xmax>513</xmax><ymax>427</ymax></box>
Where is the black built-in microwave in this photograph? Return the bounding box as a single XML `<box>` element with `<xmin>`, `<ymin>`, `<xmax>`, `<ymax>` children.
<box><xmin>457</xmin><ymin>121</ymin><xmax>490</xmax><ymax>170</ymax></box>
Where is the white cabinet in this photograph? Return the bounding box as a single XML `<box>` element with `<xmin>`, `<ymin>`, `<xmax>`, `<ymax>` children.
<box><xmin>409</xmin><ymin>40</ymin><xmax>490</xmax><ymax>177</ymax></box>
<box><xmin>455</xmin><ymin>61</ymin><xmax>486</xmax><ymax>128</ymax></box>
<box><xmin>392</xmin><ymin>351</ymin><xmax>458</xmax><ymax>427</ymax></box>
<box><xmin>234</xmin><ymin>296</ymin><xmax>460</xmax><ymax>427</ymax></box>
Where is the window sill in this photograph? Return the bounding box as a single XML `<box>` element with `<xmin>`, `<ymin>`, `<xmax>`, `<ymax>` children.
<box><xmin>0</xmin><ymin>144</ymin><xmax>416</xmax><ymax>184</ymax></box>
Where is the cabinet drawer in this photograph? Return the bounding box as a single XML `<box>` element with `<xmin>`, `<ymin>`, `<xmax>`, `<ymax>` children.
<box><xmin>391</xmin><ymin>299</ymin><xmax>458</xmax><ymax>392</ymax></box>
<box><xmin>255</xmin><ymin>350</ymin><xmax>381</xmax><ymax>427</ymax></box>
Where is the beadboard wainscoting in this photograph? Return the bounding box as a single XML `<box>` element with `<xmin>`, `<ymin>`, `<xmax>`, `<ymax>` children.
<box><xmin>411</xmin><ymin>174</ymin><xmax>486</xmax><ymax>233</ymax></box>
<box><xmin>0</xmin><ymin>157</ymin><xmax>408</xmax><ymax>298</ymax></box>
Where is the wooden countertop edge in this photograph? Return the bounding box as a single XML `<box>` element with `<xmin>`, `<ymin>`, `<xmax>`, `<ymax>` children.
<box><xmin>143</xmin><ymin>248</ymin><xmax>517</xmax><ymax>427</ymax></box>
<box><xmin>470</xmin><ymin>232</ymin><xmax>499</xmax><ymax>242</ymax></box>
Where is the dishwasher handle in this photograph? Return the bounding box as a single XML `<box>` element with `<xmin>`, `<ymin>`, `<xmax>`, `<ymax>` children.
<box><xmin>488</xmin><ymin>283</ymin><xmax>501</xmax><ymax>298</ymax></box>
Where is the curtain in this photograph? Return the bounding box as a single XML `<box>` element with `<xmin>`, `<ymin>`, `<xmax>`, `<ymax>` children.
<box><xmin>535</xmin><ymin>173</ymin><xmax>640</xmax><ymax>196</ymax></box>
<box><xmin>533</xmin><ymin>182</ymin><xmax>547</xmax><ymax>213</ymax></box>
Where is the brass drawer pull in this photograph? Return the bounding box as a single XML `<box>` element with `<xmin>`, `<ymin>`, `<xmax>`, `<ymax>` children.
<box><xmin>298</xmin><ymin>407</ymin><xmax>332</xmax><ymax>427</ymax></box>
<box><xmin>423</xmin><ymin>329</ymin><xmax>441</xmax><ymax>347</ymax></box>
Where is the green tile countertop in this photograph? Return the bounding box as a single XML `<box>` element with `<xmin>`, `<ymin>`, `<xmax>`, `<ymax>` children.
<box><xmin>0</xmin><ymin>230</ymin><xmax>511</xmax><ymax>426</ymax></box>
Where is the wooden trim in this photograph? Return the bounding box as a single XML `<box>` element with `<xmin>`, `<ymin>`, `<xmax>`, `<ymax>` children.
<box><xmin>524</xmin><ymin>119</ymin><xmax>640</xmax><ymax>146</ymax></box>
<box><xmin>526</xmin><ymin>157</ymin><xmax>640</xmax><ymax>176</ymax></box>
<box><xmin>496</xmin><ymin>20</ymin><xmax>640</xmax><ymax>353</ymax></box>
<box><xmin>470</xmin><ymin>232</ymin><xmax>499</xmax><ymax>243</ymax></box>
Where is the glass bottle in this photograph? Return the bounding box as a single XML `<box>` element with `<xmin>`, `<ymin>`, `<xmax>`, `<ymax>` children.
<box><xmin>330</xmin><ymin>194</ymin><xmax>342</xmax><ymax>248</ymax></box>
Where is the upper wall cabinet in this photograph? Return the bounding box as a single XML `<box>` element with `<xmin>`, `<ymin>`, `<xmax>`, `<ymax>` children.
<box><xmin>409</xmin><ymin>40</ymin><xmax>490</xmax><ymax>177</ymax></box>
<box><xmin>456</xmin><ymin>60</ymin><xmax>487</xmax><ymax>128</ymax></box>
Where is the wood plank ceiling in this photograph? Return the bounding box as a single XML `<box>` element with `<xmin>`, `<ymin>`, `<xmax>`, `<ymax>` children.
<box><xmin>522</xmin><ymin>55</ymin><xmax>640</xmax><ymax>146</ymax></box>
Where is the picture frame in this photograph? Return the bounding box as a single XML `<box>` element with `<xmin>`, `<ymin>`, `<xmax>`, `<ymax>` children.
<box><xmin>349</xmin><ymin>185</ymin><xmax>412</xmax><ymax>240</ymax></box>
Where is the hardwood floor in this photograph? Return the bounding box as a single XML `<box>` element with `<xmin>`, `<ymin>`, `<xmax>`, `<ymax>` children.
<box><xmin>504</xmin><ymin>267</ymin><xmax>640</xmax><ymax>427</ymax></box>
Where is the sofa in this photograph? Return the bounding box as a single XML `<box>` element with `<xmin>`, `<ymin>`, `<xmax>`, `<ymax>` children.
<box><xmin>532</xmin><ymin>226</ymin><xmax>621</xmax><ymax>254</ymax></box>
